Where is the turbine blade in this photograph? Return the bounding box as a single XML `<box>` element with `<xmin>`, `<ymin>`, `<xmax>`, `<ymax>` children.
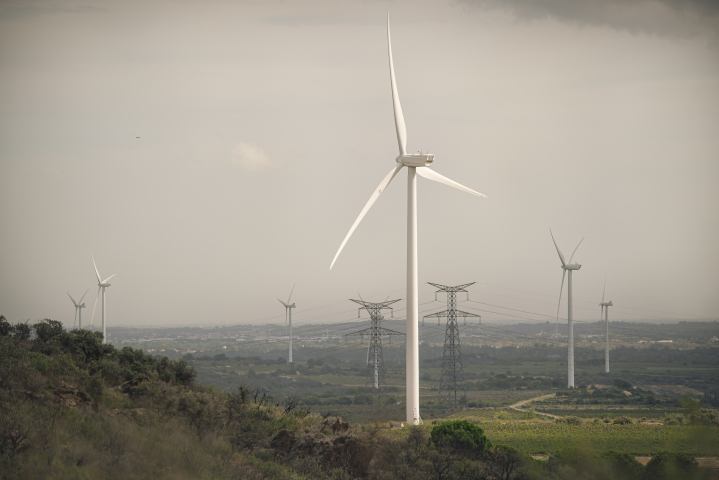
<box><xmin>287</xmin><ymin>283</ymin><xmax>296</xmax><ymax>304</ymax></box>
<box><xmin>330</xmin><ymin>163</ymin><xmax>403</xmax><ymax>269</ymax></box>
<box><xmin>278</xmin><ymin>299</ymin><xmax>288</xmax><ymax>307</ymax></box>
<box><xmin>568</xmin><ymin>237</ymin><xmax>585</xmax><ymax>263</ymax></box>
<box><xmin>601</xmin><ymin>277</ymin><xmax>606</xmax><ymax>304</ymax></box>
<box><xmin>550</xmin><ymin>229</ymin><xmax>566</xmax><ymax>267</ymax></box>
<box><xmin>556</xmin><ymin>269</ymin><xmax>566</xmax><ymax>324</ymax></box>
<box><xmin>387</xmin><ymin>15</ymin><xmax>407</xmax><ymax>155</ymax></box>
<box><xmin>67</xmin><ymin>292</ymin><xmax>78</xmax><ymax>306</ymax></box>
<box><xmin>416</xmin><ymin>167</ymin><xmax>487</xmax><ymax>198</ymax></box>
<box><xmin>92</xmin><ymin>254</ymin><xmax>102</xmax><ymax>283</ymax></box>
<box><xmin>79</xmin><ymin>289</ymin><xmax>89</xmax><ymax>303</ymax></box>
<box><xmin>102</xmin><ymin>273</ymin><xmax>116</xmax><ymax>283</ymax></box>
<box><xmin>91</xmin><ymin>286</ymin><xmax>100</xmax><ymax>327</ymax></box>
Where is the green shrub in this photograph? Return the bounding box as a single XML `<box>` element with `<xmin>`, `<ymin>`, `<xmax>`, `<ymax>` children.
<box><xmin>29</xmin><ymin>354</ymin><xmax>49</xmax><ymax>375</ymax></box>
<box><xmin>663</xmin><ymin>413</ymin><xmax>686</xmax><ymax>426</ymax></box>
<box><xmin>599</xmin><ymin>450</ymin><xmax>644</xmax><ymax>480</ymax></box>
<box><xmin>613</xmin><ymin>416</ymin><xmax>633</xmax><ymax>425</ymax></box>
<box><xmin>614</xmin><ymin>378</ymin><xmax>633</xmax><ymax>390</ymax></box>
<box><xmin>495</xmin><ymin>410</ymin><xmax>511</xmax><ymax>420</ymax></box>
<box><xmin>644</xmin><ymin>451</ymin><xmax>699</xmax><ymax>480</ymax></box>
<box><xmin>557</xmin><ymin>416</ymin><xmax>583</xmax><ymax>425</ymax></box>
<box><xmin>688</xmin><ymin>408</ymin><xmax>719</xmax><ymax>427</ymax></box>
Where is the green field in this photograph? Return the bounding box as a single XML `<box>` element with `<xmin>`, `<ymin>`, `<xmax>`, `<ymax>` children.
<box><xmin>387</xmin><ymin>420</ymin><xmax>719</xmax><ymax>457</ymax></box>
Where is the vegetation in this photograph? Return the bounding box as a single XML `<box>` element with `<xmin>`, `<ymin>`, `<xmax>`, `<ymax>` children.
<box><xmin>1</xmin><ymin>315</ymin><xmax>717</xmax><ymax>479</ymax></box>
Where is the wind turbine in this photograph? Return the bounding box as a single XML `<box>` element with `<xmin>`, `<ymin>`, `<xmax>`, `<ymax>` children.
<box><xmin>599</xmin><ymin>279</ymin><xmax>613</xmax><ymax>373</ymax></box>
<box><xmin>278</xmin><ymin>284</ymin><xmax>296</xmax><ymax>363</ymax></box>
<box><xmin>550</xmin><ymin>230</ymin><xmax>584</xmax><ymax>388</ymax></box>
<box><xmin>330</xmin><ymin>16</ymin><xmax>487</xmax><ymax>425</ymax></box>
<box><xmin>90</xmin><ymin>255</ymin><xmax>116</xmax><ymax>345</ymax></box>
<box><xmin>67</xmin><ymin>290</ymin><xmax>88</xmax><ymax>329</ymax></box>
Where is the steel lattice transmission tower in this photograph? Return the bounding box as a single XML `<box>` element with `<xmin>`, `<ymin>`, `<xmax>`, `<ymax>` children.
<box><xmin>345</xmin><ymin>297</ymin><xmax>405</xmax><ymax>412</ymax></box>
<box><xmin>424</xmin><ymin>282</ymin><xmax>480</xmax><ymax>407</ymax></box>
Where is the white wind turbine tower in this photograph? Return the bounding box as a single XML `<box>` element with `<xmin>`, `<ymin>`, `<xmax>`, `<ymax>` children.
<box><xmin>330</xmin><ymin>16</ymin><xmax>487</xmax><ymax>425</ymax></box>
<box><xmin>599</xmin><ymin>279</ymin><xmax>613</xmax><ymax>373</ymax></box>
<box><xmin>67</xmin><ymin>290</ymin><xmax>88</xmax><ymax>329</ymax></box>
<box><xmin>278</xmin><ymin>284</ymin><xmax>296</xmax><ymax>363</ymax></box>
<box><xmin>550</xmin><ymin>230</ymin><xmax>584</xmax><ymax>388</ymax></box>
<box><xmin>90</xmin><ymin>255</ymin><xmax>116</xmax><ymax>345</ymax></box>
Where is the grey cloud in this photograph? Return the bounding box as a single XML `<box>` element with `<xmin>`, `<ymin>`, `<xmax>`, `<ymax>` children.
<box><xmin>0</xmin><ymin>5</ymin><xmax>104</xmax><ymax>20</ymax></box>
<box><xmin>460</xmin><ymin>0</ymin><xmax>719</xmax><ymax>39</ymax></box>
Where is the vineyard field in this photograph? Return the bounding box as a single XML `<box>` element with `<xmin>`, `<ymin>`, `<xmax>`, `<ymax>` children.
<box><xmin>454</xmin><ymin>422</ymin><xmax>718</xmax><ymax>456</ymax></box>
<box><xmin>537</xmin><ymin>408</ymin><xmax>676</xmax><ymax>419</ymax></box>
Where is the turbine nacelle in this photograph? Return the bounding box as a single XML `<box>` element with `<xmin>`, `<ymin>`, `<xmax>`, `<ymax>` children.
<box><xmin>600</xmin><ymin>301</ymin><xmax>613</xmax><ymax>307</ymax></box>
<box><xmin>562</xmin><ymin>263</ymin><xmax>582</xmax><ymax>271</ymax></box>
<box><xmin>397</xmin><ymin>153</ymin><xmax>434</xmax><ymax>167</ymax></box>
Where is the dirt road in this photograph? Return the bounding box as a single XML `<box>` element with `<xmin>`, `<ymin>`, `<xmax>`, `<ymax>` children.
<box><xmin>509</xmin><ymin>393</ymin><xmax>560</xmax><ymax>419</ymax></box>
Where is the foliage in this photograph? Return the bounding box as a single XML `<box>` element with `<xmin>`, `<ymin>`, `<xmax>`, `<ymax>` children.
<box><xmin>556</xmin><ymin>416</ymin><xmax>583</xmax><ymax>425</ymax></box>
<box><xmin>613</xmin><ymin>416</ymin><xmax>633</xmax><ymax>425</ymax></box>
<box><xmin>613</xmin><ymin>378</ymin><xmax>633</xmax><ymax>390</ymax></box>
<box><xmin>644</xmin><ymin>451</ymin><xmax>701</xmax><ymax>480</ymax></box>
<box><xmin>598</xmin><ymin>450</ymin><xmax>644</xmax><ymax>480</ymax></box>
<box><xmin>688</xmin><ymin>408</ymin><xmax>719</xmax><ymax>426</ymax></box>
<box><xmin>430</xmin><ymin>419</ymin><xmax>492</xmax><ymax>458</ymax></box>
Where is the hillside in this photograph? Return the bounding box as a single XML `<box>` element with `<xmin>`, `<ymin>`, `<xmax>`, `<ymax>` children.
<box><xmin>1</xmin><ymin>316</ymin><xmax>716</xmax><ymax>480</ymax></box>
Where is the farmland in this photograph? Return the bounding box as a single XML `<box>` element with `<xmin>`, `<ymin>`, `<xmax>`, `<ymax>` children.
<box><xmin>389</xmin><ymin>416</ymin><xmax>719</xmax><ymax>457</ymax></box>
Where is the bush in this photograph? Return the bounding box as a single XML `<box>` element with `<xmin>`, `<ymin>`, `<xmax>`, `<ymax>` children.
<box><xmin>688</xmin><ymin>408</ymin><xmax>719</xmax><ymax>426</ymax></box>
<box><xmin>495</xmin><ymin>410</ymin><xmax>511</xmax><ymax>420</ymax></box>
<box><xmin>614</xmin><ymin>378</ymin><xmax>632</xmax><ymax>390</ymax></box>
<box><xmin>663</xmin><ymin>413</ymin><xmax>686</xmax><ymax>426</ymax></box>
<box><xmin>644</xmin><ymin>451</ymin><xmax>699</xmax><ymax>480</ymax></box>
<box><xmin>354</xmin><ymin>393</ymin><xmax>371</xmax><ymax>405</ymax></box>
<box><xmin>557</xmin><ymin>416</ymin><xmax>583</xmax><ymax>425</ymax></box>
<box><xmin>430</xmin><ymin>419</ymin><xmax>491</xmax><ymax>458</ymax></box>
<box><xmin>613</xmin><ymin>416</ymin><xmax>633</xmax><ymax>425</ymax></box>
<box><xmin>599</xmin><ymin>450</ymin><xmax>644</xmax><ymax>480</ymax></box>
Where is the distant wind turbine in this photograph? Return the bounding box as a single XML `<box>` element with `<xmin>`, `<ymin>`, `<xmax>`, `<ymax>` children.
<box><xmin>278</xmin><ymin>284</ymin><xmax>296</xmax><ymax>363</ymax></box>
<box><xmin>599</xmin><ymin>279</ymin><xmax>613</xmax><ymax>373</ymax></box>
<box><xmin>67</xmin><ymin>290</ymin><xmax>88</xmax><ymax>329</ymax></box>
<box><xmin>330</xmin><ymin>15</ymin><xmax>487</xmax><ymax>425</ymax></box>
<box><xmin>550</xmin><ymin>230</ymin><xmax>584</xmax><ymax>388</ymax></box>
<box><xmin>90</xmin><ymin>255</ymin><xmax>116</xmax><ymax>345</ymax></box>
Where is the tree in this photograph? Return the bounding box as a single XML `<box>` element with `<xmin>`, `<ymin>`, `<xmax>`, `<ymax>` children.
<box><xmin>688</xmin><ymin>408</ymin><xmax>719</xmax><ymax>426</ymax></box>
<box><xmin>33</xmin><ymin>319</ymin><xmax>65</xmax><ymax>343</ymax></box>
<box><xmin>430</xmin><ymin>420</ymin><xmax>491</xmax><ymax>458</ymax></box>
<box><xmin>598</xmin><ymin>450</ymin><xmax>644</xmax><ymax>480</ymax></box>
<box><xmin>483</xmin><ymin>444</ymin><xmax>530</xmax><ymax>480</ymax></box>
<box><xmin>614</xmin><ymin>378</ymin><xmax>632</xmax><ymax>390</ymax></box>
<box><xmin>612</xmin><ymin>416</ymin><xmax>633</xmax><ymax>425</ymax></box>
<box><xmin>644</xmin><ymin>451</ymin><xmax>699</xmax><ymax>480</ymax></box>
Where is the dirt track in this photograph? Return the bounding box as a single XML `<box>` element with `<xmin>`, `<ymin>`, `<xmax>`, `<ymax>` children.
<box><xmin>508</xmin><ymin>393</ymin><xmax>560</xmax><ymax>419</ymax></box>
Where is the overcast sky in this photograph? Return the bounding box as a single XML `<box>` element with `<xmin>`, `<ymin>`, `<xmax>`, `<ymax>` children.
<box><xmin>1</xmin><ymin>0</ymin><xmax>717</xmax><ymax>329</ymax></box>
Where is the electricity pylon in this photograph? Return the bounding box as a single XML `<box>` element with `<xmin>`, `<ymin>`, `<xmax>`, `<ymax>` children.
<box><xmin>423</xmin><ymin>282</ymin><xmax>479</xmax><ymax>407</ymax></box>
<box><xmin>345</xmin><ymin>297</ymin><xmax>405</xmax><ymax>412</ymax></box>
